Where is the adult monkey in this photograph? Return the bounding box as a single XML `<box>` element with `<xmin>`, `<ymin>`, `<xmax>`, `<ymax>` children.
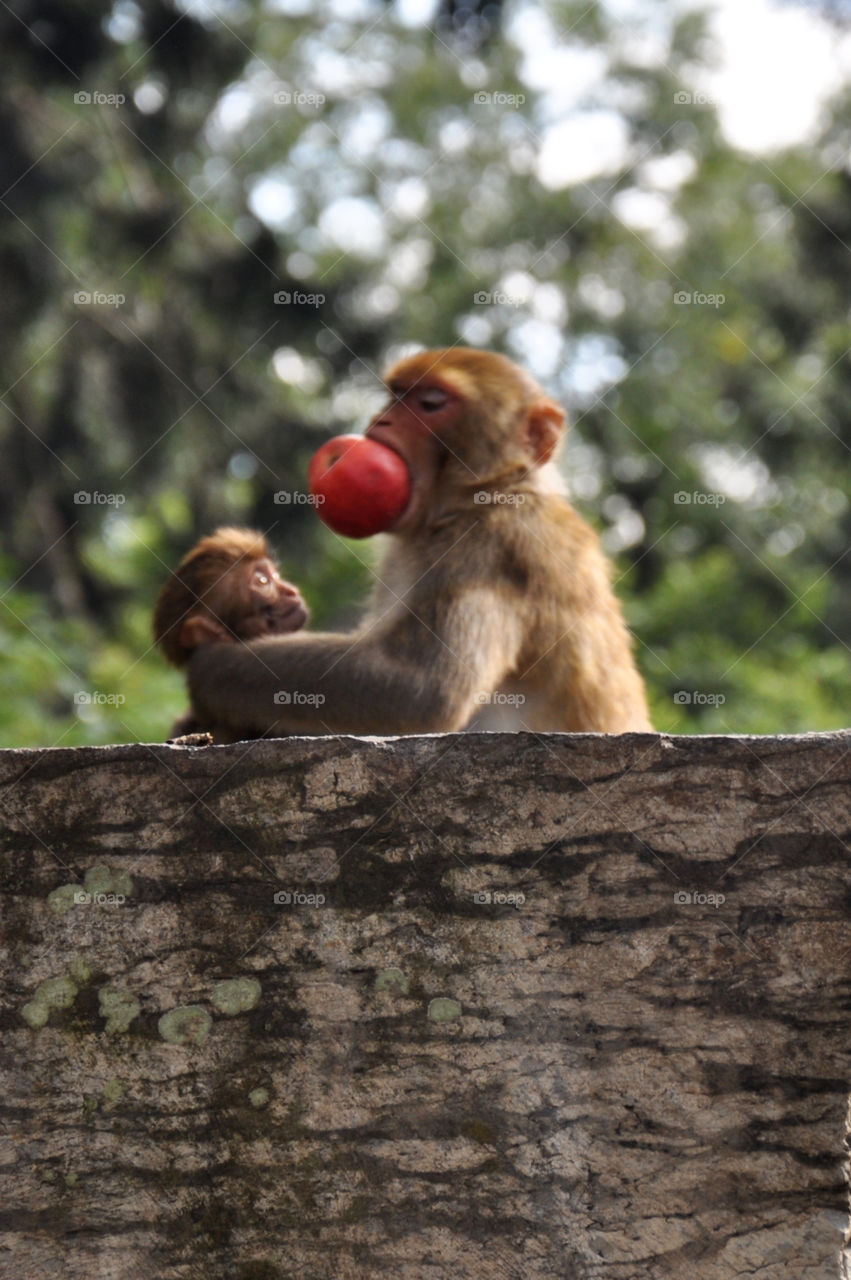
<box><xmin>188</xmin><ymin>348</ymin><xmax>653</xmax><ymax>736</ymax></box>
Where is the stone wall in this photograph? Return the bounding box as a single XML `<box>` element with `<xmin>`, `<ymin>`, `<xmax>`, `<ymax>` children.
<box><xmin>1</xmin><ymin>731</ymin><xmax>849</xmax><ymax>1278</ymax></box>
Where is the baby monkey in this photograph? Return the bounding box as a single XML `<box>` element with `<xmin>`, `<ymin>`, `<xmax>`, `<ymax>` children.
<box><xmin>154</xmin><ymin>527</ymin><xmax>308</xmax><ymax>741</ymax></box>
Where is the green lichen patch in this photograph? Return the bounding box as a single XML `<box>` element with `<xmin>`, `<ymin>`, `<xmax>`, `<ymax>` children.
<box><xmin>69</xmin><ymin>957</ymin><xmax>93</xmax><ymax>984</ymax></box>
<box><xmin>103</xmin><ymin>1078</ymin><xmax>126</xmax><ymax>1104</ymax></box>
<box><xmin>31</xmin><ymin>976</ymin><xmax>79</xmax><ymax>1011</ymax></box>
<box><xmin>99</xmin><ymin>988</ymin><xmax>141</xmax><ymax>1034</ymax></box>
<box><xmin>428</xmin><ymin>997</ymin><xmax>462</xmax><ymax>1023</ymax></box>
<box><xmin>84</xmin><ymin>864</ymin><xmax>134</xmax><ymax>897</ymax></box>
<box><xmin>47</xmin><ymin>884</ymin><xmax>85</xmax><ymax>915</ymax></box>
<box><xmin>21</xmin><ymin>1001</ymin><xmax>49</xmax><ymax>1029</ymax></box>
<box><xmin>375</xmin><ymin>967</ymin><xmax>410</xmax><ymax>994</ymax></box>
<box><xmin>211</xmin><ymin>977</ymin><xmax>262</xmax><ymax>1015</ymax></box>
<box><xmin>248</xmin><ymin>1087</ymin><xmax>270</xmax><ymax>1109</ymax></box>
<box><xmin>22</xmin><ymin>970</ymin><xmax>90</xmax><ymax>1028</ymax></box>
<box><xmin>158</xmin><ymin>1005</ymin><xmax>212</xmax><ymax>1045</ymax></box>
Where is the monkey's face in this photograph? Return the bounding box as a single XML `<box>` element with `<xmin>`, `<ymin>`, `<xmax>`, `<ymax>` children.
<box><xmin>218</xmin><ymin>557</ymin><xmax>309</xmax><ymax>639</ymax></box>
<box><xmin>365</xmin><ymin>378</ymin><xmax>458</xmax><ymax>532</ymax></box>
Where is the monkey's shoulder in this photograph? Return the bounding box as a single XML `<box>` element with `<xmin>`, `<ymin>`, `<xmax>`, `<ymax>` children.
<box><xmin>377</xmin><ymin>495</ymin><xmax>607</xmax><ymax>599</ymax></box>
<box><xmin>489</xmin><ymin>491</ymin><xmax>605</xmax><ymax>563</ymax></box>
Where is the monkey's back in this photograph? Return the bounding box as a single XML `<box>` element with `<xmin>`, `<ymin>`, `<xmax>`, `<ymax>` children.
<box><xmin>479</xmin><ymin>494</ymin><xmax>652</xmax><ymax>732</ymax></box>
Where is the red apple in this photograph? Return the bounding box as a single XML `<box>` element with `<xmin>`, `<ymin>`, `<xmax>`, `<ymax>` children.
<box><xmin>307</xmin><ymin>434</ymin><xmax>412</xmax><ymax>538</ymax></box>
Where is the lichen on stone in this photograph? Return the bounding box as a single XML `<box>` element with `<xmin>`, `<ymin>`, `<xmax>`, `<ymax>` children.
<box><xmin>84</xmin><ymin>864</ymin><xmax>134</xmax><ymax>897</ymax></box>
<box><xmin>99</xmin><ymin>989</ymin><xmax>141</xmax><ymax>1035</ymax></box>
<box><xmin>47</xmin><ymin>884</ymin><xmax>84</xmax><ymax>915</ymax></box>
<box><xmin>211</xmin><ymin>977</ymin><xmax>262</xmax><ymax>1015</ymax></box>
<box><xmin>375</xmin><ymin>967</ymin><xmax>410</xmax><ymax>994</ymax></box>
<box><xmin>428</xmin><ymin>997</ymin><xmax>462</xmax><ymax>1022</ymax></box>
<box><xmin>158</xmin><ymin>1005</ymin><xmax>212</xmax><ymax>1045</ymax></box>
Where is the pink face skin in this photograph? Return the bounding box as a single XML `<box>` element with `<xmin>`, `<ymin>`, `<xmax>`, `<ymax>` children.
<box><xmin>364</xmin><ymin>379</ymin><xmax>459</xmax><ymax>532</ymax></box>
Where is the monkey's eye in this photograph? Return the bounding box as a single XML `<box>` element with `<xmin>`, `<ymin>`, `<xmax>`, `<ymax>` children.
<box><xmin>417</xmin><ymin>388</ymin><xmax>449</xmax><ymax>413</ymax></box>
<box><xmin>255</xmin><ymin>572</ymin><xmax>270</xmax><ymax>585</ymax></box>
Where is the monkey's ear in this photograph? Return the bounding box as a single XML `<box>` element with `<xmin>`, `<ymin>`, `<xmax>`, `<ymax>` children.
<box><xmin>524</xmin><ymin>397</ymin><xmax>566</xmax><ymax>465</ymax></box>
<box><xmin>178</xmin><ymin>615</ymin><xmax>232</xmax><ymax>652</ymax></box>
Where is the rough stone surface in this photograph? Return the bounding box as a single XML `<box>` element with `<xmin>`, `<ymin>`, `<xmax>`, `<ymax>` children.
<box><xmin>0</xmin><ymin>731</ymin><xmax>849</xmax><ymax>1279</ymax></box>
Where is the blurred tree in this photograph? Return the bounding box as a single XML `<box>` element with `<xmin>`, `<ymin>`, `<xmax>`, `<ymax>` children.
<box><xmin>0</xmin><ymin>0</ymin><xmax>849</xmax><ymax>745</ymax></box>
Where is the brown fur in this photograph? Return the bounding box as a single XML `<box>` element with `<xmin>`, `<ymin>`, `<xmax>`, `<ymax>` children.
<box><xmin>154</xmin><ymin>527</ymin><xmax>308</xmax><ymax>740</ymax></box>
<box><xmin>154</xmin><ymin>527</ymin><xmax>272</xmax><ymax>668</ymax></box>
<box><xmin>186</xmin><ymin>349</ymin><xmax>652</xmax><ymax>737</ymax></box>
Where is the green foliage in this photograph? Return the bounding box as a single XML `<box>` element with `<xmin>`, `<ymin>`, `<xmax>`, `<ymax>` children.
<box><xmin>633</xmin><ymin>548</ymin><xmax>851</xmax><ymax>733</ymax></box>
<box><xmin>0</xmin><ymin>582</ymin><xmax>174</xmax><ymax>747</ymax></box>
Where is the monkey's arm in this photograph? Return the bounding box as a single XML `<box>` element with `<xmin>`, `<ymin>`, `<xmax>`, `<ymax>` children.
<box><xmin>186</xmin><ymin>594</ymin><xmax>521</xmax><ymax>737</ymax></box>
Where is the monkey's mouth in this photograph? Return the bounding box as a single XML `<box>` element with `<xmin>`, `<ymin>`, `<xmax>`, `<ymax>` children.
<box><xmin>263</xmin><ymin>600</ymin><xmax>308</xmax><ymax>632</ymax></box>
<box><xmin>363</xmin><ymin>425</ymin><xmax>402</xmax><ymax>458</ymax></box>
<box><xmin>362</xmin><ymin>427</ymin><xmax>417</xmax><ymax>522</ymax></box>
